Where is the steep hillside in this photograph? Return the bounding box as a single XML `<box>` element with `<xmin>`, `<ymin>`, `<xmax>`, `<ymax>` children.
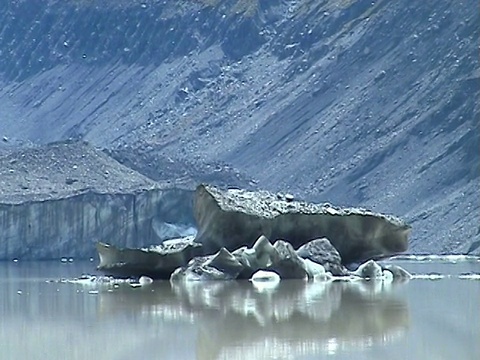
<box><xmin>0</xmin><ymin>0</ymin><xmax>478</xmax><ymax>253</ymax></box>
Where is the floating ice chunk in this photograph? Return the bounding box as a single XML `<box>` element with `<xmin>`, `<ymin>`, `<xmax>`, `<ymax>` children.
<box><xmin>303</xmin><ymin>259</ymin><xmax>331</xmax><ymax>281</ymax></box>
<box><xmin>382</xmin><ymin>269</ymin><xmax>394</xmax><ymax>283</ymax></box>
<box><xmin>382</xmin><ymin>264</ymin><xmax>412</xmax><ymax>280</ymax></box>
<box><xmin>139</xmin><ymin>276</ymin><xmax>153</xmax><ymax>286</ymax></box>
<box><xmin>353</xmin><ymin>260</ymin><xmax>383</xmax><ymax>279</ymax></box>
<box><xmin>131</xmin><ymin>276</ymin><xmax>154</xmax><ymax>288</ymax></box>
<box><xmin>250</xmin><ymin>270</ymin><xmax>280</xmax><ymax>292</ymax></box>
<box><xmin>458</xmin><ymin>273</ymin><xmax>480</xmax><ymax>280</ymax></box>
<box><xmin>250</xmin><ymin>270</ymin><xmax>280</xmax><ymax>282</ymax></box>
<box><xmin>411</xmin><ymin>273</ymin><xmax>445</xmax><ymax>280</ymax></box>
<box><xmin>390</xmin><ymin>254</ymin><xmax>480</xmax><ymax>263</ymax></box>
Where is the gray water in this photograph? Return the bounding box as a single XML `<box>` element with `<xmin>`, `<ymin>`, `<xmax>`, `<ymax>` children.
<box><xmin>0</xmin><ymin>258</ymin><xmax>479</xmax><ymax>360</ymax></box>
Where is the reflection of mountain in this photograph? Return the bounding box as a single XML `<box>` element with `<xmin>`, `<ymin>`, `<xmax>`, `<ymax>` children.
<box><xmin>97</xmin><ymin>280</ymin><xmax>409</xmax><ymax>359</ymax></box>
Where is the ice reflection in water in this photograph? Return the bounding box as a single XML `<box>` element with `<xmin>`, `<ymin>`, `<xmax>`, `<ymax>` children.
<box><xmin>94</xmin><ymin>279</ymin><xmax>409</xmax><ymax>359</ymax></box>
<box><xmin>1</xmin><ymin>260</ymin><xmax>479</xmax><ymax>360</ymax></box>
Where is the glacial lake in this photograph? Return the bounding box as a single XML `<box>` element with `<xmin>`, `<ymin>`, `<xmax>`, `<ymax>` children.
<box><xmin>1</xmin><ymin>257</ymin><xmax>479</xmax><ymax>360</ymax></box>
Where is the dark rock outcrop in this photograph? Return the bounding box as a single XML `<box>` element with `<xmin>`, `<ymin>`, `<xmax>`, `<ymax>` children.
<box><xmin>97</xmin><ymin>236</ymin><xmax>202</xmax><ymax>279</ymax></box>
<box><xmin>194</xmin><ymin>184</ymin><xmax>410</xmax><ymax>264</ymax></box>
<box><xmin>296</xmin><ymin>238</ymin><xmax>348</xmax><ymax>276</ymax></box>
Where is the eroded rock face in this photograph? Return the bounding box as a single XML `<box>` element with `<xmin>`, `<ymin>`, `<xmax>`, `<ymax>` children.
<box><xmin>194</xmin><ymin>184</ymin><xmax>410</xmax><ymax>264</ymax></box>
<box><xmin>97</xmin><ymin>236</ymin><xmax>202</xmax><ymax>279</ymax></box>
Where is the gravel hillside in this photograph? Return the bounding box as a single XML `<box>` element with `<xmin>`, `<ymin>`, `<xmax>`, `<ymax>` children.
<box><xmin>0</xmin><ymin>0</ymin><xmax>478</xmax><ymax>253</ymax></box>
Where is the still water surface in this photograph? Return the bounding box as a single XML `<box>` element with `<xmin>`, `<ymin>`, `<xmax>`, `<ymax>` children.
<box><xmin>0</xmin><ymin>258</ymin><xmax>479</xmax><ymax>360</ymax></box>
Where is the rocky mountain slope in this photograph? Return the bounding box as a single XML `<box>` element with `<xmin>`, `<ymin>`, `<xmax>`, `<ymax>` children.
<box><xmin>0</xmin><ymin>0</ymin><xmax>478</xmax><ymax>254</ymax></box>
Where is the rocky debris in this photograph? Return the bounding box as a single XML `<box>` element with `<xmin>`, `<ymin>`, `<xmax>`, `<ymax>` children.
<box><xmin>194</xmin><ymin>184</ymin><xmax>410</xmax><ymax>264</ymax></box>
<box><xmin>466</xmin><ymin>233</ymin><xmax>480</xmax><ymax>255</ymax></box>
<box><xmin>97</xmin><ymin>236</ymin><xmax>202</xmax><ymax>279</ymax></box>
<box><xmin>0</xmin><ymin>140</ymin><xmax>163</xmax><ymax>204</ymax></box>
<box><xmin>106</xmin><ymin>146</ymin><xmax>256</xmax><ymax>190</ymax></box>
<box><xmin>296</xmin><ymin>238</ymin><xmax>348</xmax><ymax>276</ymax></box>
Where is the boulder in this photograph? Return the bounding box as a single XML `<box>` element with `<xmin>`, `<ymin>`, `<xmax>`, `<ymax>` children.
<box><xmin>296</xmin><ymin>238</ymin><xmax>348</xmax><ymax>276</ymax></box>
<box><xmin>194</xmin><ymin>184</ymin><xmax>410</xmax><ymax>264</ymax></box>
<box><xmin>96</xmin><ymin>236</ymin><xmax>202</xmax><ymax>279</ymax></box>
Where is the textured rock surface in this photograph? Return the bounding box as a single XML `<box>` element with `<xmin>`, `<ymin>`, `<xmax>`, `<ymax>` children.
<box><xmin>0</xmin><ymin>0</ymin><xmax>478</xmax><ymax>255</ymax></box>
<box><xmin>96</xmin><ymin>236</ymin><xmax>202</xmax><ymax>279</ymax></box>
<box><xmin>194</xmin><ymin>184</ymin><xmax>410</xmax><ymax>263</ymax></box>
<box><xmin>0</xmin><ymin>140</ymin><xmax>160</xmax><ymax>204</ymax></box>
<box><xmin>0</xmin><ymin>142</ymin><xmax>196</xmax><ymax>259</ymax></box>
<box><xmin>296</xmin><ymin>238</ymin><xmax>348</xmax><ymax>276</ymax></box>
